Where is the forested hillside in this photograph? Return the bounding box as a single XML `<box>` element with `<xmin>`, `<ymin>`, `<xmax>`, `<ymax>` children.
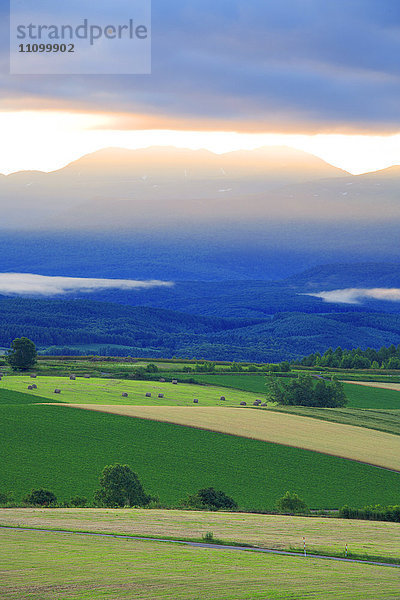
<box><xmin>1</xmin><ymin>296</ymin><xmax>400</xmax><ymax>361</ymax></box>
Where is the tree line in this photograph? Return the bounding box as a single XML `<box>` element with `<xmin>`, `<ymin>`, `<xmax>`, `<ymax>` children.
<box><xmin>294</xmin><ymin>344</ymin><xmax>400</xmax><ymax>369</ymax></box>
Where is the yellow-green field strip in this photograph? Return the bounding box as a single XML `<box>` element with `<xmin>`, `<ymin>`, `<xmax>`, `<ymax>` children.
<box><xmin>2</xmin><ymin>508</ymin><xmax>399</xmax><ymax>562</ymax></box>
<box><xmin>343</xmin><ymin>381</ymin><xmax>400</xmax><ymax>391</ymax></box>
<box><xmin>1</xmin><ymin>525</ymin><xmax>399</xmax><ymax>568</ymax></box>
<box><xmin>50</xmin><ymin>404</ymin><xmax>400</xmax><ymax>471</ymax></box>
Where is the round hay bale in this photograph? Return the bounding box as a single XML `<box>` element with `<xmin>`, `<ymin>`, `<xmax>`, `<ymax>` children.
<box><xmin>54</xmin><ymin>389</ymin><xmax>61</xmax><ymax>394</ymax></box>
<box><xmin>27</xmin><ymin>385</ymin><xmax>33</xmax><ymax>390</ymax></box>
<box><xmin>84</xmin><ymin>374</ymin><xmax>91</xmax><ymax>379</ymax></box>
<box><xmin>193</xmin><ymin>399</ymin><xmax>199</xmax><ymax>403</ymax></box>
<box><xmin>145</xmin><ymin>392</ymin><xmax>152</xmax><ymax>398</ymax></box>
<box><xmin>31</xmin><ymin>384</ymin><xmax>37</xmax><ymax>389</ymax></box>
<box><xmin>240</xmin><ymin>401</ymin><xmax>247</xmax><ymax>406</ymax></box>
<box><xmin>158</xmin><ymin>393</ymin><xmax>164</xmax><ymax>398</ymax></box>
<box><xmin>172</xmin><ymin>379</ymin><xmax>178</xmax><ymax>384</ymax></box>
<box><xmin>253</xmin><ymin>401</ymin><xmax>260</xmax><ymax>406</ymax></box>
<box><xmin>70</xmin><ymin>375</ymin><xmax>76</xmax><ymax>380</ymax></box>
<box><xmin>159</xmin><ymin>378</ymin><xmax>166</xmax><ymax>383</ymax></box>
<box><xmin>220</xmin><ymin>396</ymin><xmax>226</xmax><ymax>401</ymax></box>
<box><xmin>122</xmin><ymin>392</ymin><xmax>128</xmax><ymax>397</ymax></box>
<box><xmin>261</xmin><ymin>402</ymin><xmax>267</xmax><ymax>407</ymax></box>
<box><xmin>30</xmin><ymin>374</ymin><xmax>37</xmax><ymax>378</ymax></box>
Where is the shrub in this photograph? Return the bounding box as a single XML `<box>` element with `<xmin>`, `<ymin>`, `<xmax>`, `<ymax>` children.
<box><xmin>24</xmin><ymin>488</ymin><xmax>57</xmax><ymax>506</ymax></box>
<box><xmin>69</xmin><ymin>495</ymin><xmax>88</xmax><ymax>507</ymax></box>
<box><xmin>0</xmin><ymin>491</ymin><xmax>14</xmax><ymax>504</ymax></box>
<box><xmin>181</xmin><ymin>487</ymin><xmax>238</xmax><ymax>511</ymax></box>
<box><xmin>276</xmin><ymin>491</ymin><xmax>308</xmax><ymax>514</ymax></box>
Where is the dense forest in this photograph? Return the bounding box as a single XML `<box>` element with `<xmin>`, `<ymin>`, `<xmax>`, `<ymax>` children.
<box><xmin>295</xmin><ymin>343</ymin><xmax>400</xmax><ymax>369</ymax></box>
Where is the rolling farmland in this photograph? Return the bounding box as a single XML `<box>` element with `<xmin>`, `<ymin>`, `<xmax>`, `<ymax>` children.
<box><xmin>1</xmin><ymin>528</ymin><xmax>400</xmax><ymax>600</ymax></box>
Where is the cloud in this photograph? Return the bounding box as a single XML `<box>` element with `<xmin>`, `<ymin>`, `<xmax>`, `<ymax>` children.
<box><xmin>1</xmin><ymin>1</ymin><xmax>400</xmax><ymax>132</ymax></box>
<box><xmin>306</xmin><ymin>288</ymin><xmax>400</xmax><ymax>304</ymax></box>
<box><xmin>0</xmin><ymin>273</ymin><xmax>174</xmax><ymax>296</ymax></box>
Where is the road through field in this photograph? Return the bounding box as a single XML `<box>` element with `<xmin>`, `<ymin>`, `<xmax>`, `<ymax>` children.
<box><xmin>50</xmin><ymin>404</ymin><xmax>400</xmax><ymax>471</ymax></box>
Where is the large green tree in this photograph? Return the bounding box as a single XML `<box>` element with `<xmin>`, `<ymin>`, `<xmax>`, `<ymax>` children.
<box><xmin>7</xmin><ymin>337</ymin><xmax>37</xmax><ymax>371</ymax></box>
<box><xmin>94</xmin><ymin>464</ymin><xmax>152</xmax><ymax>507</ymax></box>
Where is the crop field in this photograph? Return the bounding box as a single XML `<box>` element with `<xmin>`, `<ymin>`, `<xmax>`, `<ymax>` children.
<box><xmin>270</xmin><ymin>406</ymin><xmax>400</xmax><ymax>436</ymax></box>
<box><xmin>0</xmin><ymin>375</ymin><xmax>263</xmax><ymax>407</ymax></box>
<box><xmin>67</xmin><ymin>404</ymin><xmax>400</xmax><ymax>471</ymax></box>
<box><xmin>1</xmin><ymin>529</ymin><xmax>400</xmax><ymax>600</ymax></box>
<box><xmin>2</xmin><ymin>508</ymin><xmax>400</xmax><ymax>561</ymax></box>
<box><xmin>342</xmin><ymin>382</ymin><xmax>400</xmax><ymax>409</ymax></box>
<box><xmin>2</xmin><ymin>390</ymin><xmax>400</xmax><ymax>508</ymax></box>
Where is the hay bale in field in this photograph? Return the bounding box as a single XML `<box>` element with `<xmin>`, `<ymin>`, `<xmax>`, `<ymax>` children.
<box><xmin>220</xmin><ymin>396</ymin><xmax>226</xmax><ymax>401</ymax></box>
<box><xmin>240</xmin><ymin>401</ymin><xmax>246</xmax><ymax>406</ymax></box>
<box><xmin>122</xmin><ymin>392</ymin><xmax>128</xmax><ymax>397</ymax></box>
<box><xmin>193</xmin><ymin>399</ymin><xmax>199</xmax><ymax>403</ymax></box>
<box><xmin>145</xmin><ymin>392</ymin><xmax>152</xmax><ymax>397</ymax></box>
<box><xmin>30</xmin><ymin>374</ymin><xmax>37</xmax><ymax>378</ymax></box>
<box><xmin>84</xmin><ymin>374</ymin><xmax>91</xmax><ymax>379</ymax></box>
<box><xmin>253</xmin><ymin>401</ymin><xmax>260</xmax><ymax>406</ymax></box>
<box><xmin>159</xmin><ymin>378</ymin><xmax>166</xmax><ymax>382</ymax></box>
<box><xmin>31</xmin><ymin>384</ymin><xmax>37</xmax><ymax>389</ymax></box>
<box><xmin>158</xmin><ymin>393</ymin><xmax>164</xmax><ymax>398</ymax></box>
<box><xmin>70</xmin><ymin>375</ymin><xmax>76</xmax><ymax>380</ymax></box>
<box><xmin>172</xmin><ymin>379</ymin><xmax>178</xmax><ymax>384</ymax></box>
<box><xmin>27</xmin><ymin>385</ymin><xmax>33</xmax><ymax>390</ymax></box>
<box><xmin>261</xmin><ymin>402</ymin><xmax>267</xmax><ymax>406</ymax></box>
<box><xmin>54</xmin><ymin>389</ymin><xmax>61</xmax><ymax>394</ymax></box>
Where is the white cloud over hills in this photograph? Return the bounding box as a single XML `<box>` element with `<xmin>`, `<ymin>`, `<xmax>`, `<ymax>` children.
<box><xmin>306</xmin><ymin>288</ymin><xmax>400</xmax><ymax>304</ymax></box>
<box><xmin>0</xmin><ymin>273</ymin><xmax>174</xmax><ymax>296</ymax></box>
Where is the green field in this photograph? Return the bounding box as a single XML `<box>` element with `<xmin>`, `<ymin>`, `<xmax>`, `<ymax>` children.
<box><xmin>342</xmin><ymin>383</ymin><xmax>400</xmax><ymax>409</ymax></box>
<box><xmin>2</xmin><ymin>508</ymin><xmax>399</xmax><ymax>562</ymax></box>
<box><xmin>0</xmin><ymin>375</ymin><xmax>263</xmax><ymax>407</ymax></box>
<box><xmin>1</xmin><ymin>389</ymin><xmax>400</xmax><ymax>508</ymax></box>
<box><xmin>1</xmin><ymin>529</ymin><xmax>400</xmax><ymax>600</ymax></box>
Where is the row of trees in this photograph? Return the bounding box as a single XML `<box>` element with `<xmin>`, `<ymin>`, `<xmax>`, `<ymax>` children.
<box><xmin>267</xmin><ymin>374</ymin><xmax>347</xmax><ymax>408</ymax></box>
<box><xmin>295</xmin><ymin>344</ymin><xmax>400</xmax><ymax>369</ymax></box>
<box><xmin>0</xmin><ymin>464</ymin><xmax>308</xmax><ymax>514</ymax></box>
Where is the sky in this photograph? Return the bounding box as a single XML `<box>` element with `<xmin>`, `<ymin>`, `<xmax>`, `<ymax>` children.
<box><xmin>1</xmin><ymin>0</ymin><xmax>400</xmax><ymax>174</ymax></box>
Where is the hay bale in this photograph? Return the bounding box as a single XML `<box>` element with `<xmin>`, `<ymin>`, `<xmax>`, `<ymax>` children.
<box><xmin>193</xmin><ymin>399</ymin><xmax>199</xmax><ymax>403</ymax></box>
<box><xmin>261</xmin><ymin>402</ymin><xmax>267</xmax><ymax>407</ymax></box>
<box><xmin>253</xmin><ymin>401</ymin><xmax>260</xmax><ymax>406</ymax></box>
<box><xmin>159</xmin><ymin>378</ymin><xmax>166</xmax><ymax>382</ymax></box>
<box><xmin>70</xmin><ymin>375</ymin><xmax>76</xmax><ymax>380</ymax></box>
<box><xmin>27</xmin><ymin>385</ymin><xmax>33</xmax><ymax>390</ymax></box>
<box><xmin>31</xmin><ymin>384</ymin><xmax>37</xmax><ymax>389</ymax></box>
<box><xmin>172</xmin><ymin>379</ymin><xmax>178</xmax><ymax>384</ymax></box>
<box><xmin>84</xmin><ymin>374</ymin><xmax>91</xmax><ymax>379</ymax></box>
<box><xmin>122</xmin><ymin>392</ymin><xmax>128</xmax><ymax>397</ymax></box>
<box><xmin>220</xmin><ymin>396</ymin><xmax>226</xmax><ymax>401</ymax></box>
<box><xmin>30</xmin><ymin>374</ymin><xmax>37</xmax><ymax>378</ymax></box>
<box><xmin>240</xmin><ymin>401</ymin><xmax>247</xmax><ymax>406</ymax></box>
<box><xmin>158</xmin><ymin>393</ymin><xmax>164</xmax><ymax>398</ymax></box>
<box><xmin>145</xmin><ymin>392</ymin><xmax>152</xmax><ymax>398</ymax></box>
<box><xmin>54</xmin><ymin>389</ymin><xmax>61</xmax><ymax>394</ymax></box>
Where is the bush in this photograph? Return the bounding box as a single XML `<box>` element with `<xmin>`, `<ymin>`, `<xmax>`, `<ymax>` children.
<box><xmin>339</xmin><ymin>504</ymin><xmax>400</xmax><ymax>522</ymax></box>
<box><xmin>24</xmin><ymin>488</ymin><xmax>57</xmax><ymax>506</ymax></box>
<box><xmin>69</xmin><ymin>495</ymin><xmax>88</xmax><ymax>507</ymax></box>
<box><xmin>276</xmin><ymin>491</ymin><xmax>308</xmax><ymax>514</ymax></box>
<box><xmin>181</xmin><ymin>487</ymin><xmax>238</xmax><ymax>511</ymax></box>
<box><xmin>267</xmin><ymin>374</ymin><xmax>347</xmax><ymax>408</ymax></box>
<box><xmin>0</xmin><ymin>491</ymin><xmax>14</xmax><ymax>504</ymax></box>
<box><xmin>94</xmin><ymin>464</ymin><xmax>152</xmax><ymax>508</ymax></box>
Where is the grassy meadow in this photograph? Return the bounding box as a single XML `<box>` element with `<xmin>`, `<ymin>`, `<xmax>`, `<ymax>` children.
<box><xmin>1</xmin><ymin>389</ymin><xmax>400</xmax><ymax>508</ymax></box>
<box><xmin>0</xmin><ymin>375</ymin><xmax>263</xmax><ymax>407</ymax></box>
<box><xmin>2</xmin><ymin>508</ymin><xmax>400</xmax><ymax>561</ymax></box>
<box><xmin>1</xmin><ymin>528</ymin><xmax>400</xmax><ymax>600</ymax></box>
